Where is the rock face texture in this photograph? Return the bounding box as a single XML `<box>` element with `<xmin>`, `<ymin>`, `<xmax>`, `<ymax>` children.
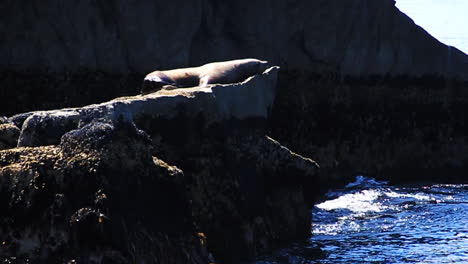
<box><xmin>3</xmin><ymin>0</ymin><xmax>468</xmax><ymax>118</ymax></box>
<box><xmin>0</xmin><ymin>66</ymin><xmax>320</xmax><ymax>263</ymax></box>
<box><xmin>299</xmin><ymin>0</ymin><xmax>468</xmax><ymax>77</ymax></box>
<box><xmin>270</xmin><ymin>73</ymin><xmax>468</xmax><ymax>184</ymax></box>
<box><xmin>0</xmin><ymin>121</ymin><xmax>209</xmax><ymax>263</ymax></box>
<box><xmin>0</xmin><ymin>120</ymin><xmax>19</xmax><ymax>150</ymax></box>
<box><xmin>1</xmin><ymin>0</ymin><xmax>467</xmax><ymax>77</ymax></box>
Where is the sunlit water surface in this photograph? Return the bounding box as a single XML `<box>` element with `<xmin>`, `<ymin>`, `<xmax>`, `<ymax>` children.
<box><xmin>254</xmin><ymin>176</ymin><xmax>468</xmax><ymax>263</ymax></box>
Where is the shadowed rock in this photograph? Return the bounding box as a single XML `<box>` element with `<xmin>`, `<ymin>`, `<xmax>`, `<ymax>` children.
<box><xmin>1</xmin><ymin>0</ymin><xmax>467</xmax><ymax>79</ymax></box>
<box><xmin>187</xmin><ymin>135</ymin><xmax>319</xmax><ymax>262</ymax></box>
<box><xmin>0</xmin><ymin>121</ymin><xmax>209</xmax><ymax>263</ymax></box>
<box><xmin>0</xmin><ymin>123</ymin><xmax>19</xmax><ymax>150</ymax></box>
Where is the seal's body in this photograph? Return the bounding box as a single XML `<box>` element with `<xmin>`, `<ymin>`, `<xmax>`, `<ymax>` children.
<box><xmin>141</xmin><ymin>59</ymin><xmax>269</xmax><ymax>94</ymax></box>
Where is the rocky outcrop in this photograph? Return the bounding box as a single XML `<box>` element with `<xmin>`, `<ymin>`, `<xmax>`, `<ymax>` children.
<box><xmin>0</xmin><ymin>66</ymin><xmax>320</xmax><ymax>263</ymax></box>
<box><xmin>182</xmin><ymin>135</ymin><xmax>318</xmax><ymax>262</ymax></box>
<box><xmin>17</xmin><ymin>110</ymin><xmax>81</xmax><ymax>147</ymax></box>
<box><xmin>0</xmin><ymin>121</ymin><xmax>209</xmax><ymax>263</ymax></box>
<box><xmin>11</xmin><ymin>66</ymin><xmax>278</xmax><ymax>148</ymax></box>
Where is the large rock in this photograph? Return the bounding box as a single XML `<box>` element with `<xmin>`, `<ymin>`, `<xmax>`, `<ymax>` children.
<box><xmin>0</xmin><ymin>121</ymin><xmax>209</xmax><ymax>263</ymax></box>
<box><xmin>186</xmin><ymin>135</ymin><xmax>319</xmax><ymax>263</ymax></box>
<box><xmin>14</xmin><ymin>66</ymin><xmax>279</xmax><ymax>147</ymax></box>
<box><xmin>0</xmin><ymin>63</ymin><xmax>322</xmax><ymax>262</ymax></box>
<box><xmin>0</xmin><ymin>119</ymin><xmax>319</xmax><ymax>263</ymax></box>
<box><xmin>17</xmin><ymin>110</ymin><xmax>80</xmax><ymax>147</ymax></box>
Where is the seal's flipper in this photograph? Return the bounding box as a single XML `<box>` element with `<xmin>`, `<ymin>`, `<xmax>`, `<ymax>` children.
<box><xmin>199</xmin><ymin>76</ymin><xmax>210</xmax><ymax>87</ymax></box>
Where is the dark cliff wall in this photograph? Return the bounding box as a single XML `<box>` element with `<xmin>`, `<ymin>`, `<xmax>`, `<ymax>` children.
<box><xmin>3</xmin><ymin>0</ymin><xmax>468</xmax><ymax>117</ymax></box>
<box><xmin>270</xmin><ymin>72</ymin><xmax>468</xmax><ymax>184</ymax></box>
<box><xmin>2</xmin><ymin>0</ymin><xmax>468</xmax><ymax>76</ymax></box>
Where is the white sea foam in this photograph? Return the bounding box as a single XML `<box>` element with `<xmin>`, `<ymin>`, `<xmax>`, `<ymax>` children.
<box><xmin>384</xmin><ymin>191</ymin><xmax>432</xmax><ymax>201</ymax></box>
<box><xmin>308</xmin><ymin>177</ymin><xmax>468</xmax><ymax>264</ymax></box>
<box><xmin>313</xmin><ymin>221</ymin><xmax>361</xmax><ymax>235</ymax></box>
<box><xmin>316</xmin><ymin>189</ymin><xmax>384</xmax><ymax>213</ymax></box>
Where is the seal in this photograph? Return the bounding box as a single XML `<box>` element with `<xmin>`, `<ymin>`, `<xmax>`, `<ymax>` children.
<box><xmin>141</xmin><ymin>58</ymin><xmax>269</xmax><ymax>94</ymax></box>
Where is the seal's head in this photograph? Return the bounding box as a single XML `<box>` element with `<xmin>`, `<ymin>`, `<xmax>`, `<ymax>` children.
<box><xmin>141</xmin><ymin>71</ymin><xmax>176</xmax><ymax>94</ymax></box>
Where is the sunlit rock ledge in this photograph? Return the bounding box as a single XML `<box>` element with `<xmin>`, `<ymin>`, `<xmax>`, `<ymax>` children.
<box><xmin>5</xmin><ymin>66</ymin><xmax>279</xmax><ymax>148</ymax></box>
<box><xmin>0</xmin><ymin>65</ymin><xmax>320</xmax><ymax>263</ymax></box>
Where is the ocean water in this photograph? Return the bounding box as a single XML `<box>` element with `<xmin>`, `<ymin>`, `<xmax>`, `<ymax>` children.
<box><xmin>254</xmin><ymin>176</ymin><xmax>468</xmax><ymax>263</ymax></box>
<box><xmin>395</xmin><ymin>0</ymin><xmax>468</xmax><ymax>55</ymax></box>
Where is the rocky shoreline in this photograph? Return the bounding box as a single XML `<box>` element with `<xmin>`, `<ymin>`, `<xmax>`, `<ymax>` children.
<box><xmin>2</xmin><ymin>65</ymin><xmax>468</xmax><ymax>263</ymax></box>
<box><xmin>2</xmin><ymin>0</ymin><xmax>468</xmax><ymax>262</ymax></box>
<box><xmin>0</xmin><ymin>67</ymin><xmax>321</xmax><ymax>263</ymax></box>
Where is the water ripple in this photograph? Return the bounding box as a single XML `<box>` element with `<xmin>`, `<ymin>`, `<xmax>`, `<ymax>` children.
<box><xmin>254</xmin><ymin>176</ymin><xmax>468</xmax><ymax>264</ymax></box>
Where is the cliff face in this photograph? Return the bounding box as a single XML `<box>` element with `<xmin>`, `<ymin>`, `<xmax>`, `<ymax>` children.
<box><xmin>2</xmin><ymin>0</ymin><xmax>468</xmax><ymax>77</ymax></box>
<box><xmin>3</xmin><ymin>0</ymin><xmax>468</xmax><ymax>117</ymax></box>
<box><xmin>270</xmin><ymin>72</ymin><xmax>468</xmax><ymax>185</ymax></box>
<box><xmin>300</xmin><ymin>0</ymin><xmax>468</xmax><ymax>76</ymax></box>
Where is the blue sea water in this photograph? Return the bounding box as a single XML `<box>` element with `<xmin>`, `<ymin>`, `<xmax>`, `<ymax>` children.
<box><xmin>395</xmin><ymin>0</ymin><xmax>468</xmax><ymax>55</ymax></box>
<box><xmin>254</xmin><ymin>176</ymin><xmax>468</xmax><ymax>263</ymax></box>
